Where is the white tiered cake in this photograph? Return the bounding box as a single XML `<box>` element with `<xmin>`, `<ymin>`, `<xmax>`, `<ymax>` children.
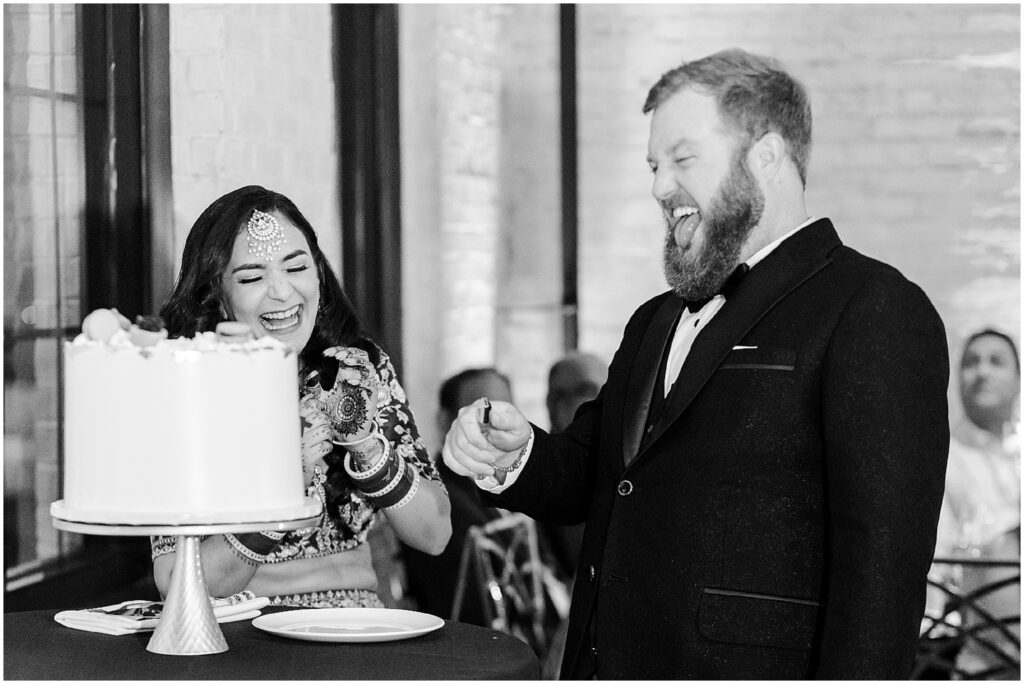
<box><xmin>59</xmin><ymin>321</ymin><xmax>307</xmax><ymax>524</ymax></box>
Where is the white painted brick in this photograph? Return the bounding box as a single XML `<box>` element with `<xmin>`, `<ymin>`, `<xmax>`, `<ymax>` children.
<box><xmin>169</xmin><ymin>4</ymin><xmax>337</xmax><ymax>276</ymax></box>
<box><xmin>171</xmin><ymin>8</ymin><xmax>224</xmax><ymax>55</ymax></box>
<box><xmin>576</xmin><ymin>4</ymin><xmax>1019</xmax><ymax>371</ymax></box>
<box><xmin>186</xmin><ymin>54</ymin><xmax>224</xmax><ymax>93</ymax></box>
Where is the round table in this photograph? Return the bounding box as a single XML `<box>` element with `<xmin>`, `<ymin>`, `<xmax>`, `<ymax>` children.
<box><xmin>3</xmin><ymin>606</ymin><xmax>540</xmax><ymax>680</ymax></box>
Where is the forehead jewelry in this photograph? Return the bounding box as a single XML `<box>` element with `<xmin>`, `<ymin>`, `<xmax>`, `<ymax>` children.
<box><xmin>246</xmin><ymin>209</ymin><xmax>286</xmax><ymax>261</ymax></box>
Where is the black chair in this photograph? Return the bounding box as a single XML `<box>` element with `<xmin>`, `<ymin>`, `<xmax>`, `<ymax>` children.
<box><xmin>452</xmin><ymin>512</ymin><xmax>570</xmax><ymax>658</ymax></box>
<box><xmin>915</xmin><ymin>558</ymin><xmax>1020</xmax><ymax>680</ymax></box>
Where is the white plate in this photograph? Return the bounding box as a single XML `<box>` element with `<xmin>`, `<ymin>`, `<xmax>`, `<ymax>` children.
<box><xmin>252</xmin><ymin>608</ymin><xmax>444</xmax><ymax>643</ymax></box>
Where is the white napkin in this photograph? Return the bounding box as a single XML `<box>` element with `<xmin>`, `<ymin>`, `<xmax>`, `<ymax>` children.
<box><xmin>54</xmin><ymin>590</ymin><xmax>271</xmax><ymax>635</ymax></box>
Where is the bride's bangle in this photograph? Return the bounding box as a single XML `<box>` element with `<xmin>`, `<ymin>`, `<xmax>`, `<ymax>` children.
<box><xmin>333</xmin><ymin>420</ymin><xmax>380</xmax><ymax>447</ymax></box>
<box><xmin>342</xmin><ymin>432</ymin><xmax>391</xmax><ymax>478</ymax></box>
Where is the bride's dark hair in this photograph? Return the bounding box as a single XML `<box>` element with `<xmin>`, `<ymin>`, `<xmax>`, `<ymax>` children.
<box><xmin>161</xmin><ymin>184</ymin><xmax>377</xmax><ymax>377</ymax></box>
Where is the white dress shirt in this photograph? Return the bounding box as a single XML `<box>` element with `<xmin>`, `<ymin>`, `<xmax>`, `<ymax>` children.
<box><xmin>479</xmin><ymin>217</ymin><xmax>818</xmax><ymax>493</ymax></box>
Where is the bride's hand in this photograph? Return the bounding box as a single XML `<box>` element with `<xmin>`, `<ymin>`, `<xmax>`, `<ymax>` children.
<box><xmin>319</xmin><ymin>346</ymin><xmax>380</xmax><ymax>446</ymax></box>
<box><xmin>298</xmin><ymin>393</ymin><xmax>333</xmax><ymax>484</ymax></box>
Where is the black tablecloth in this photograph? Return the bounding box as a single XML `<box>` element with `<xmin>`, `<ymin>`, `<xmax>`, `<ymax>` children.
<box><xmin>4</xmin><ymin>607</ymin><xmax>540</xmax><ymax>680</ymax></box>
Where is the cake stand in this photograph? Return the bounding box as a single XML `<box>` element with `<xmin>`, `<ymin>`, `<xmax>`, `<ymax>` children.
<box><xmin>51</xmin><ymin>498</ymin><xmax>322</xmax><ymax>656</ymax></box>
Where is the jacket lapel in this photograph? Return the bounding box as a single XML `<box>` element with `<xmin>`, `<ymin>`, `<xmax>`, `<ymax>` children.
<box><xmin>621</xmin><ymin>294</ymin><xmax>685</xmax><ymax>466</ymax></box>
<box><xmin>636</xmin><ymin>219</ymin><xmax>841</xmax><ymax>462</ymax></box>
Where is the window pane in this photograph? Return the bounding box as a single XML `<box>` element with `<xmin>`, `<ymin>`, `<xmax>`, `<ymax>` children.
<box><xmin>4</xmin><ymin>3</ymin><xmax>84</xmax><ymax>572</ymax></box>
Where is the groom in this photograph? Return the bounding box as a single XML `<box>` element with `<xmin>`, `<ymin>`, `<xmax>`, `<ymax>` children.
<box><xmin>443</xmin><ymin>48</ymin><xmax>950</xmax><ymax>679</ymax></box>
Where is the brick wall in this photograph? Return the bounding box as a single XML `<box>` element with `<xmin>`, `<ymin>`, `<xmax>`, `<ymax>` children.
<box><xmin>494</xmin><ymin>5</ymin><xmax>564</xmax><ymax>431</ymax></box>
<box><xmin>405</xmin><ymin>6</ymin><xmax>1021</xmax><ymax>447</ymax></box>
<box><xmin>398</xmin><ymin>7</ymin><xmax>444</xmax><ymax>450</ymax></box>
<box><xmin>576</xmin><ymin>4</ymin><xmax>1020</xmax><ymax>400</ymax></box>
<box><xmin>401</xmin><ymin>5</ymin><xmax>564</xmax><ymax>452</ymax></box>
<box><xmin>164</xmin><ymin>5</ymin><xmax>1019</xmax><ymax>452</ymax></box>
<box><xmin>168</xmin><ymin>4</ymin><xmax>340</xmax><ymax>276</ymax></box>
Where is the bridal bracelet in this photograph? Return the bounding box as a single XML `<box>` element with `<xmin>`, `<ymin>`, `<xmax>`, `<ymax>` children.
<box><xmin>340</xmin><ymin>423</ymin><xmax>419</xmax><ymax>510</ymax></box>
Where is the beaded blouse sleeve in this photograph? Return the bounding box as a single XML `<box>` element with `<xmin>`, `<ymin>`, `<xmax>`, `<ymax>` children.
<box><xmin>373</xmin><ymin>349</ymin><xmax>445</xmax><ymax>492</ymax></box>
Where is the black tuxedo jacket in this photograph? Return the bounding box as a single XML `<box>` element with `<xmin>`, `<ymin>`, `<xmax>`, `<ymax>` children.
<box><xmin>485</xmin><ymin>219</ymin><xmax>950</xmax><ymax>679</ymax></box>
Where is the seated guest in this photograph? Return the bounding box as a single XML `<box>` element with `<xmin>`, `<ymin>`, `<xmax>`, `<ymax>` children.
<box><xmin>401</xmin><ymin>368</ymin><xmax>512</xmax><ymax>625</ymax></box>
<box><xmin>542</xmin><ymin>352</ymin><xmax>608</xmax><ymax>576</ymax></box>
<box><xmin>151</xmin><ymin>185</ymin><xmax>451</xmax><ymax>608</ymax></box>
<box><xmin>547</xmin><ymin>352</ymin><xmax>608</xmax><ymax>434</ymax></box>
<box><xmin>932</xmin><ymin>328</ymin><xmax>1020</xmax><ymax>677</ymax></box>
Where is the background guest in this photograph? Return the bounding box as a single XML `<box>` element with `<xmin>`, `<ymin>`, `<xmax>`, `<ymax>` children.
<box><xmin>932</xmin><ymin>329</ymin><xmax>1020</xmax><ymax>678</ymax></box>
<box><xmin>401</xmin><ymin>368</ymin><xmax>512</xmax><ymax>625</ymax></box>
<box><xmin>546</xmin><ymin>352</ymin><xmax>608</xmax><ymax>435</ymax></box>
<box><xmin>541</xmin><ymin>351</ymin><xmax>607</xmax><ymax>575</ymax></box>
<box><xmin>152</xmin><ymin>185</ymin><xmax>451</xmax><ymax>608</ymax></box>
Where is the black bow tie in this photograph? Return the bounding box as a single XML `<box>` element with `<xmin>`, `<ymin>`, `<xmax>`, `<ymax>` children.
<box><xmin>683</xmin><ymin>263</ymin><xmax>750</xmax><ymax>313</ymax></box>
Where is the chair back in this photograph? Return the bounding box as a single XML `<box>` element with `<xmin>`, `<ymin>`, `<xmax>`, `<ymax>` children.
<box><xmin>915</xmin><ymin>557</ymin><xmax>1020</xmax><ymax>679</ymax></box>
<box><xmin>452</xmin><ymin>512</ymin><xmax>571</xmax><ymax>655</ymax></box>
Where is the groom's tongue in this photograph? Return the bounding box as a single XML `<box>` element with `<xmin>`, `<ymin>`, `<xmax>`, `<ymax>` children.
<box><xmin>671</xmin><ymin>206</ymin><xmax>701</xmax><ymax>251</ymax></box>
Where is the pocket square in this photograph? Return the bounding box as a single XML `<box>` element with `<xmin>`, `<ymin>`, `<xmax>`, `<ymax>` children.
<box><xmin>721</xmin><ymin>345</ymin><xmax>796</xmax><ymax>371</ymax></box>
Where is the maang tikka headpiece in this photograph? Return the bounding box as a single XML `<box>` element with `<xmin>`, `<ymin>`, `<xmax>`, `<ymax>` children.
<box><xmin>246</xmin><ymin>209</ymin><xmax>286</xmax><ymax>261</ymax></box>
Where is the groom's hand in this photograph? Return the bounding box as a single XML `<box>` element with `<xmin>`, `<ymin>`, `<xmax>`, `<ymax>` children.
<box><xmin>442</xmin><ymin>398</ymin><xmax>530</xmax><ymax>479</ymax></box>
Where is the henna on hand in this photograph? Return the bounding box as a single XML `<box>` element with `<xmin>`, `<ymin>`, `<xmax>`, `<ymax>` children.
<box><xmin>318</xmin><ymin>346</ymin><xmax>380</xmax><ymax>442</ymax></box>
<box><xmin>335</xmin><ymin>382</ymin><xmax>370</xmax><ymax>436</ymax></box>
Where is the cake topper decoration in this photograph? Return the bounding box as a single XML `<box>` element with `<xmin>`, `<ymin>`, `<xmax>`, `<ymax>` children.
<box><xmin>246</xmin><ymin>209</ymin><xmax>286</xmax><ymax>261</ymax></box>
<box><xmin>135</xmin><ymin>314</ymin><xmax>166</xmax><ymax>333</ymax></box>
<box><xmin>129</xmin><ymin>314</ymin><xmax>169</xmax><ymax>348</ymax></box>
<box><xmin>82</xmin><ymin>308</ymin><xmax>129</xmax><ymax>343</ymax></box>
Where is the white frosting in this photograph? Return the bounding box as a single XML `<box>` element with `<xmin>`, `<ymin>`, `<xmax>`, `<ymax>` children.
<box><xmin>62</xmin><ymin>332</ymin><xmax>306</xmax><ymax>519</ymax></box>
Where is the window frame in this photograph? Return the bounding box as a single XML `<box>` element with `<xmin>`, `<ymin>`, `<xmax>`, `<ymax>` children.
<box><xmin>3</xmin><ymin>3</ymin><xmax>170</xmax><ymax>609</ymax></box>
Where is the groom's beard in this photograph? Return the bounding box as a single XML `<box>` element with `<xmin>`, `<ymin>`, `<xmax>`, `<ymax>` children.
<box><xmin>663</xmin><ymin>155</ymin><xmax>764</xmax><ymax>301</ymax></box>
